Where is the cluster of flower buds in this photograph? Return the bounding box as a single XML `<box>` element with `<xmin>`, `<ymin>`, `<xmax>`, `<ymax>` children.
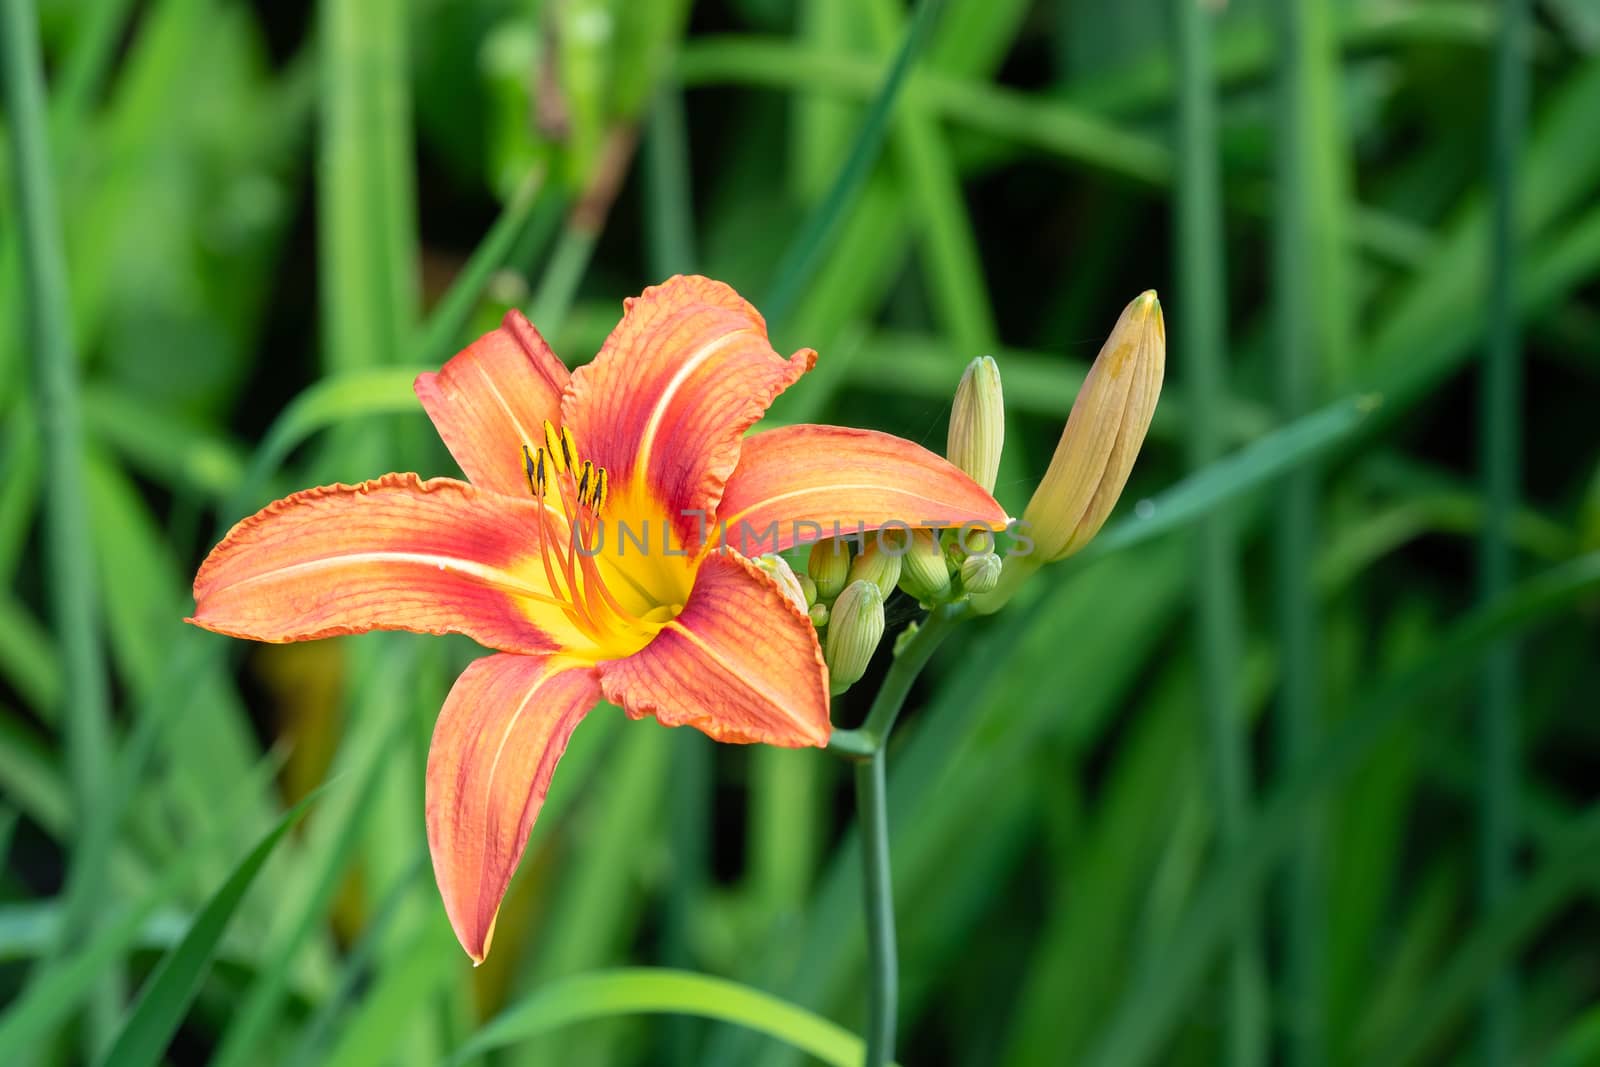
<box><xmin>799</xmin><ymin>290</ymin><xmax>1162</xmax><ymax>691</ymax></box>
<box><xmin>948</xmin><ymin>291</ymin><xmax>1165</xmax><ymax>613</ymax></box>
<box><xmin>790</xmin><ymin>539</ymin><xmax>885</xmax><ymax>695</ymax></box>
<box><xmin>798</xmin><ymin>523</ymin><xmax>975</xmax><ymax>695</ymax></box>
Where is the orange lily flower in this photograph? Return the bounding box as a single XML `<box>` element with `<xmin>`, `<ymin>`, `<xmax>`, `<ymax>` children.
<box><xmin>189</xmin><ymin>275</ymin><xmax>1006</xmax><ymax>962</ymax></box>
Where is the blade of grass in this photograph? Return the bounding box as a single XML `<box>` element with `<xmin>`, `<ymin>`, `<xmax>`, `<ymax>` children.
<box><xmin>761</xmin><ymin>0</ymin><xmax>948</xmax><ymax>327</ymax></box>
<box><xmin>1082</xmin><ymin>552</ymin><xmax>1600</xmax><ymax>1067</ymax></box>
<box><xmin>0</xmin><ymin>0</ymin><xmax>118</xmax><ymax>1040</ymax></box>
<box><xmin>679</xmin><ymin>37</ymin><xmax>1167</xmax><ymax>184</ymax></box>
<box><xmin>1075</xmin><ymin>395</ymin><xmax>1378</xmax><ymax>567</ymax></box>
<box><xmin>319</xmin><ymin>0</ymin><xmax>417</xmax><ymax>372</ymax></box>
<box><xmin>528</xmin><ymin>222</ymin><xmax>602</xmax><ymax>341</ymax></box>
<box><xmin>92</xmin><ymin>788</ymin><xmax>327</xmax><ymax>1067</ymax></box>
<box><xmin>1361</xmin><ymin>58</ymin><xmax>1600</xmax><ymax>419</ymax></box>
<box><xmin>1547</xmin><ymin>1006</ymin><xmax>1600</xmax><ymax>1067</ymax></box>
<box><xmin>410</xmin><ymin>169</ymin><xmax>549</xmax><ymax>367</ymax></box>
<box><xmin>50</xmin><ymin>0</ymin><xmax>137</xmax><ymax>129</ymax></box>
<box><xmin>1002</xmin><ymin>650</ymin><xmax>1222</xmax><ymax>1066</ymax></box>
<box><xmin>844</xmin><ymin>329</ymin><xmax>1276</xmax><ymax>440</ymax></box>
<box><xmin>1477</xmin><ymin>0</ymin><xmax>1531</xmax><ymax>1062</ymax></box>
<box><xmin>645</xmin><ymin>90</ymin><xmax>697</xmax><ymax>275</ymax></box>
<box><xmin>864</xmin><ymin>0</ymin><xmax>996</xmax><ymax>357</ymax></box>
<box><xmin>529</xmin><ymin>127</ymin><xmax>637</xmax><ymax>340</ymax></box>
<box><xmin>80</xmin><ymin>387</ymin><xmax>245</xmax><ymax>500</ymax></box>
<box><xmin>0</xmin><ymin>749</ymin><xmax>290</xmax><ymax>1054</ymax></box>
<box><xmin>317</xmin><ymin>0</ymin><xmax>418</xmax><ymax>478</ymax></box>
<box><xmin>1066</xmin><ymin>2</ymin><xmax>1505</xmax><ymax>115</ymax></box>
<box><xmin>282</xmin><ymin>851</ymin><xmax>429</xmax><ymax>1067</ymax></box>
<box><xmin>1375</xmin><ymin>808</ymin><xmax>1600</xmax><ymax>1065</ymax></box>
<box><xmin>681</xmin><ymin>34</ymin><xmax>1429</xmax><ymax>271</ymax></box>
<box><xmin>1174</xmin><ymin>1</ymin><xmax>1264</xmax><ymax>1063</ymax></box>
<box><xmin>446</xmin><ymin>969</ymin><xmax>879</xmax><ymax>1067</ymax></box>
<box><xmin>0</xmin><ymin>711</ymin><xmax>71</xmax><ymax>837</ymax></box>
<box><xmin>791</xmin><ymin>0</ymin><xmax>859</xmax><ymax>201</ymax></box>
<box><xmin>208</xmin><ymin>695</ymin><xmax>416</xmax><ymax>1067</ymax></box>
<box><xmin>744</xmin><ymin>1</ymin><xmax>1034</xmax><ymax>435</ymax></box>
<box><xmin>524</xmin><ymin>723</ymin><xmax>675</xmax><ymax>1064</ymax></box>
<box><xmin>0</xmin><ymin>412</ymin><xmax>41</xmax><ymax>586</ymax></box>
<box><xmin>0</xmin><ymin>805</ymin><xmax>17</xmax><ymax>870</ymax></box>
<box><xmin>318</xmin><ymin>916</ymin><xmax>461</xmax><ymax>1067</ymax></box>
<box><xmin>1270</xmin><ymin>2</ymin><xmax>1338</xmax><ymax>1060</ymax></box>
<box><xmin>0</xmin><ymin>595</ymin><xmax>61</xmax><ymax>714</ymax></box>
<box><xmin>237</xmin><ymin>365</ymin><xmax>433</xmax><ymax>508</ymax></box>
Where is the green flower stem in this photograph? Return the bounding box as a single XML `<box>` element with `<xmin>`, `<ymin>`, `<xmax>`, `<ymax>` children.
<box><xmin>828</xmin><ymin>601</ymin><xmax>970</xmax><ymax>759</ymax></box>
<box><xmin>827</xmin><ymin>600</ymin><xmax>969</xmax><ymax>1067</ymax></box>
<box><xmin>856</xmin><ymin>749</ymin><xmax>896</xmax><ymax>1067</ymax></box>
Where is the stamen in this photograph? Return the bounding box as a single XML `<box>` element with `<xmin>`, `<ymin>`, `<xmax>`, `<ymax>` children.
<box><xmin>515</xmin><ymin>436</ymin><xmax>657</xmax><ymax>647</ymax></box>
<box><xmin>576</xmin><ymin>461</ymin><xmax>593</xmax><ymax>508</ymax></box>
<box><xmin>543</xmin><ymin>420</ymin><xmax>566</xmax><ymax>474</ymax></box>
<box><xmin>531</xmin><ymin>456</ymin><xmax>598</xmax><ymax>633</ymax></box>
<box><xmin>556</xmin><ymin>459</ymin><xmax>646</xmax><ymax>630</ymax></box>
<box><xmin>548</xmin><ymin>454</ymin><xmax>591</xmax><ymax>619</ymax></box>
<box><xmin>561</xmin><ymin>426</ymin><xmax>578</xmax><ymax>473</ymax></box>
<box><xmin>522</xmin><ymin>445</ymin><xmax>538</xmax><ymax>495</ymax></box>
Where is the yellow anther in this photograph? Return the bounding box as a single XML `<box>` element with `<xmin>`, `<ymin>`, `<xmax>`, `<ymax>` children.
<box><xmin>542</xmin><ymin>421</ymin><xmax>566</xmax><ymax>474</ymax></box>
<box><xmin>534</xmin><ymin>448</ymin><xmax>547</xmax><ymax>495</ymax></box>
<box><xmin>576</xmin><ymin>461</ymin><xmax>593</xmax><ymax>505</ymax></box>
<box><xmin>561</xmin><ymin>426</ymin><xmax>579</xmax><ymax>473</ymax></box>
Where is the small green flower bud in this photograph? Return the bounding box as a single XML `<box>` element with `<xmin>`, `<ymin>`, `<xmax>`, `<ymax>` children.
<box><xmin>947</xmin><ymin>355</ymin><xmax>1005</xmax><ymax>492</ymax></box>
<box><xmin>847</xmin><ymin>539</ymin><xmax>902</xmax><ymax>599</ymax></box>
<box><xmin>798</xmin><ymin>573</ymin><xmax>818</xmax><ymax>607</ymax></box>
<box><xmin>808</xmin><ymin>602</ymin><xmax>829</xmax><ymax>628</ymax></box>
<box><xmin>825</xmin><ymin>580</ymin><xmax>885</xmax><ymax>695</ymax></box>
<box><xmin>754</xmin><ymin>554</ymin><xmax>808</xmax><ymax>613</ymax></box>
<box><xmin>808</xmin><ymin>538</ymin><xmax>852</xmax><ymax>601</ymax></box>
<box><xmin>897</xmin><ymin>529</ymin><xmax>951</xmax><ymax>603</ymax></box>
<box><xmin>960</xmin><ymin>551</ymin><xmax>1002</xmax><ymax>595</ymax></box>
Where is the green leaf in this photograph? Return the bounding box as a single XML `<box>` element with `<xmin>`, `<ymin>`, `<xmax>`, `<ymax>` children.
<box><xmin>1083</xmin><ymin>552</ymin><xmax>1600</xmax><ymax>1067</ymax></box>
<box><xmin>0</xmin><ymin>755</ymin><xmax>300</xmax><ymax>1055</ymax></box>
<box><xmin>762</xmin><ymin>0</ymin><xmax>948</xmax><ymax>326</ymax></box>
<box><xmin>92</xmin><ymin>787</ymin><xmax>326</xmax><ymax>1067</ymax></box>
<box><xmin>240</xmin><ymin>365</ymin><xmax>434</xmax><ymax>506</ymax></box>
<box><xmin>1075</xmin><ymin>394</ymin><xmax>1380</xmax><ymax>565</ymax></box>
<box><xmin>447</xmin><ymin>968</ymin><xmax>880</xmax><ymax>1067</ymax></box>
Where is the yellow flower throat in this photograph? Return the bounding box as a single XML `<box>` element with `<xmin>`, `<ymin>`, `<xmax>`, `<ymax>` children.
<box><xmin>517</xmin><ymin>420</ymin><xmax>691</xmax><ymax>660</ymax></box>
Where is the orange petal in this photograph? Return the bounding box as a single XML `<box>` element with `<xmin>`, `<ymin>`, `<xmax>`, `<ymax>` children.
<box><xmin>715</xmin><ymin>425</ymin><xmax>1010</xmax><ymax>555</ymax></box>
<box><xmin>561</xmin><ymin>276</ymin><xmax>814</xmax><ymax>546</ymax></box>
<box><xmin>415</xmin><ymin>310</ymin><xmax>570</xmax><ymax>497</ymax></box>
<box><xmin>600</xmin><ymin>551</ymin><xmax>829</xmax><ymax>747</ymax></box>
<box><xmin>189</xmin><ymin>473</ymin><xmax>572</xmax><ymax>654</ymax></box>
<box><xmin>426</xmin><ymin>653</ymin><xmax>601</xmax><ymax>962</ymax></box>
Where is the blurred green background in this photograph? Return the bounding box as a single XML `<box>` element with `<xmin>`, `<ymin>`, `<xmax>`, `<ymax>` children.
<box><xmin>3</xmin><ymin>0</ymin><xmax>1599</xmax><ymax>1064</ymax></box>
